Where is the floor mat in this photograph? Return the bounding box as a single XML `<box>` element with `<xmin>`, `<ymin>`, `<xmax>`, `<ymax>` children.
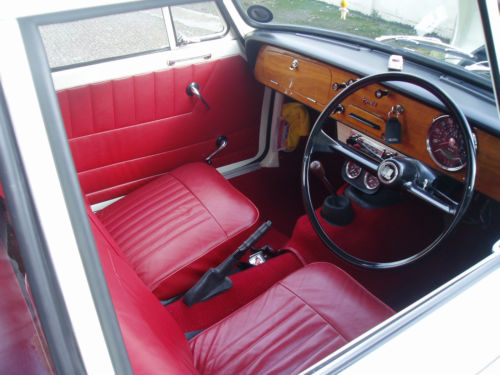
<box><xmin>229</xmin><ymin>167</ymin><xmax>303</xmax><ymax>237</ymax></box>
<box><xmin>229</xmin><ymin>143</ymin><xmax>343</xmax><ymax>237</ymax></box>
<box><xmin>228</xmin><ymin>147</ymin><xmax>495</xmax><ymax>311</ymax></box>
<box><xmin>284</xmin><ymin>206</ymin><xmax>494</xmax><ymax>311</ymax></box>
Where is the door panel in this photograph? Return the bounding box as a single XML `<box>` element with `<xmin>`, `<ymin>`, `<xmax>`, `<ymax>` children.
<box><xmin>57</xmin><ymin>55</ymin><xmax>263</xmax><ymax>203</ymax></box>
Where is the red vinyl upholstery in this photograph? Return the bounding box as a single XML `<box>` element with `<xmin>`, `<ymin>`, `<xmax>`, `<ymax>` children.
<box><xmin>88</xmin><ymin>207</ymin><xmax>393</xmax><ymax>375</ymax></box>
<box><xmin>0</xmin><ymin>234</ymin><xmax>52</xmax><ymax>374</ymax></box>
<box><xmin>96</xmin><ymin>162</ymin><xmax>259</xmax><ymax>299</ymax></box>
<box><xmin>190</xmin><ymin>263</ymin><xmax>394</xmax><ymax>374</ymax></box>
<box><xmin>88</xmin><ymin>209</ymin><xmax>199</xmax><ymax>375</ymax></box>
<box><xmin>58</xmin><ymin>56</ymin><xmax>263</xmax><ymax>204</ymax></box>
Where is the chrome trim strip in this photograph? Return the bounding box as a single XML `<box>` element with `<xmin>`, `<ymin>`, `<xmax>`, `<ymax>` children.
<box><xmin>220</xmin><ymin>161</ymin><xmax>261</xmax><ymax>179</ymax></box>
<box><xmin>167</xmin><ymin>53</ymin><xmax>212</xmax><ymax>66</ymax></box>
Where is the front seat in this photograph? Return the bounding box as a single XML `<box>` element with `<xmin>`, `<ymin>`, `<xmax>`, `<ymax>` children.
<box><xmin>88</xmin><ymin>206</ymin><xmax>394</xmax><ymax>375</ymax></box>
<box><xmin>94</xmin><ymin>162</ymin><xmax>259</xmax><ymax>299</ymax></box>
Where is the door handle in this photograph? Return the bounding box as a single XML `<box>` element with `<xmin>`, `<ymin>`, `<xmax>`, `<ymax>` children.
<box><xmin>186</xmin><ymin>82</ymin><xmax>210</xmax><ymax>110</ymax></box>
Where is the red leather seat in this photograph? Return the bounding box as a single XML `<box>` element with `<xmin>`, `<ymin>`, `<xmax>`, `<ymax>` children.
<box><xmin>96</xmin><ymin>162</ymin><xmax>259</xmax><ymax>299</ymax></box>
<box><xmin>88</xmin><ymin>208</ymin><xmax>394</xmax><ymax>375</ymax></box>
<box><xmin>189</xmin><ymin>263</ymin><xmax>394</xmax><ymax>374</ymax></box>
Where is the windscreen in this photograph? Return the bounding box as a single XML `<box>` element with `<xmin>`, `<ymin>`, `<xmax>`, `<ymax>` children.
<box><xmin>237</xmin><ymin>0</ymin><xmax>490</xmax><ymax>82</ymax></box>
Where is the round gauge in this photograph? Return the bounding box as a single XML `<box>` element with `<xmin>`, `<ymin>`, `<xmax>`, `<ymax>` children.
<box><xmin>426</xmin><ymin>115</ymin><xmax>467</xmax><ymax>171</ymax></box>
<box><xmin>363</xmin><ymin>172</ymin><xmax>380</xmax><ymax>190</ymax></box>
<box><xmin>345</xmin><ymin>161</ymin><xmax>362</xmax><ymax>179</ymax></box>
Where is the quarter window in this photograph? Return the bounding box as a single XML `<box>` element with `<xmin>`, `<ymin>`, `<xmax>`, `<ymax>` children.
<box><xmin>171</xmin><ymin>1</ymin><xmax>228</xmax><ymax>45</ymax></box>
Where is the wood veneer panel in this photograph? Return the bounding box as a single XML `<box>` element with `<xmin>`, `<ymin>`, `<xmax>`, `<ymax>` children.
<box><xmin>254</xmin><ymin>45</ymin><xmax>333</xmax><ymax>106</ymax></box>
<box><xmin>475</xmin><ymin>129</ymin><xmax>500</xmax><ymax>200</ymax></box>
<box><xmin>254</xmin><ymin>44</ymin><xmax>500</xmax><ymax>201</ymax></box>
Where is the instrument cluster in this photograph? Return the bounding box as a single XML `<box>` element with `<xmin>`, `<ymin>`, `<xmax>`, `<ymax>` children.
<box><xmin>426</xmin><ymin>115</ymin><xmax>468</xmax><ymax>172</ymax></box>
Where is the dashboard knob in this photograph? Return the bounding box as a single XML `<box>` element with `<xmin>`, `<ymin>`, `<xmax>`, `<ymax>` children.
<box><xmin>332</xmin><ymin>82</ymin><xmax>347</xmax><ymax>91</ymax></box>
<box><xmin>334</xmin><ymin>104</ymin><xmax>345</xmax><ymax>114</ymax></box>
<box><xmin>289</xmin><ymin>59</ymin><xmax>299</xmax><ymax>70</ymax></box>
<box><xmin>375</xmin><ymin>89</ymin><xmax>389</xmax><ymax>98</ymax></box>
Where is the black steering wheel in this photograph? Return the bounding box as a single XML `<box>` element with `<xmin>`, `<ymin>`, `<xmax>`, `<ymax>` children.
<box><xmin>301</xmin><ymin>72</ymin><xmax>477</xmax><ymax>269</ymax></box>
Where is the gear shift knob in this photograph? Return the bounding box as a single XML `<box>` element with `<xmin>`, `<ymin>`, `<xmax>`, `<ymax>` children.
<box><xmin>310</xmin><ymin>160</ymin><xmax>354</xmax><ymax>226</ymax></box>
<box><xmin>310</xmin><ymin>160</ymin><xmax>335</xmax><ymax>195</ymax></box>
<box><xmin>310</xmin><ymin>160</ymin><xmax>325</xmax><ymax>178</ymax></box>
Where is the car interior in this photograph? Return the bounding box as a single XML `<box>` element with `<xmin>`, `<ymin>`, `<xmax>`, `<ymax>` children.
<box><xmin>1</xmin><ymin>0</ymin><xmax>499</xmax><ymax>374</ymax></box>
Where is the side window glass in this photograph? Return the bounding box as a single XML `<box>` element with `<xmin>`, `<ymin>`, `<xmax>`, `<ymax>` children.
<box><xmin>0</xmin><ymin>193</ymin><xmax>55</xmax><ymax>374</ymax></box>
<box><xmin>40</xmin><ymin>9</ymin><xmax>170</xmax><ymax>68</ymax></box>
<box><xmin>171</xmin><ymin>1</ymin><xmax>228</xmax><ymax>45</ymax></box>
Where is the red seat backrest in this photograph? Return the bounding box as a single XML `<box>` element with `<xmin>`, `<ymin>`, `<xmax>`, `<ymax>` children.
<box><xmin>87</xmin><ymin>209</ymin><xmax>199</xmax><ymax>375</ymax></box>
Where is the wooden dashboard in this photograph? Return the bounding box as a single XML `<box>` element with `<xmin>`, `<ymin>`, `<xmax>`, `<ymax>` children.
<box><xmin>254</xmin><ymin>45</ymin><xmax>500</xmax><ymax>202</ymax></box>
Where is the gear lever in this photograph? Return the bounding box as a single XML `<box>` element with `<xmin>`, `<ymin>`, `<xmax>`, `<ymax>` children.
<box><xmin>310</xmin><ymin>160</ymin><xmax>354</xmax><ymax>226</ymax></box>
<box><xmin>309</xmin><ymin>160</ymin><xmax>335</xmax><ymax>195</ymax></box>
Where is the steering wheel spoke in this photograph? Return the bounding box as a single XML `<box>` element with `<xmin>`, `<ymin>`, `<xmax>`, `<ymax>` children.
<box><xmin>310</xmin><ymin>129</ymin><xmax>338</xmax><ymax>153</ymax></box>
<box><xmin>404</xmin><ymin>182</ymin><xmax>458</xmax><ymax>215</ymax></box>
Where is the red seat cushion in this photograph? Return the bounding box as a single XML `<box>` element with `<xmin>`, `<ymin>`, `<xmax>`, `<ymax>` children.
<box><xmin>96</xmin><ymin>162</ymin><xmax>259</xmax><ymax>299</ymax></box>
<box><xmin>190</xmin><ymin>263</ymin><xmax>394</xmax><ymax>375</ymax></box>
<box><xmin>89</xmin><ymin>205</ymin><xmax>393</xmax><ymax>375</ymax></box>
<box><xmin>88</xmin><ymin>209</ymin><xmax>199</xmax><ymax>375</ymax></box>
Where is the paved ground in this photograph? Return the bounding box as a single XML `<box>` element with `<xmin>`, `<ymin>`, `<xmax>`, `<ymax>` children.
<box><xmin>39</xmin><ymin>5</ymin><xmax>222</xmax><ymax>68</ymax></box>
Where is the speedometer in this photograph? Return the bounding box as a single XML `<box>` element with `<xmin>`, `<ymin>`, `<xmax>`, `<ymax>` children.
<box><xmin>426</xmin><ymin>115</ymin><xmax>466</xmax><ymax>171</ymax></box>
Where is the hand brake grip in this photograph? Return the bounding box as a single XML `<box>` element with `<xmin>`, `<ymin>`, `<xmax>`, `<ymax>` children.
<box><xmin>236</xmin><ymin>220</ymin><xmax>272</xmax><ymax>253</ymax></box>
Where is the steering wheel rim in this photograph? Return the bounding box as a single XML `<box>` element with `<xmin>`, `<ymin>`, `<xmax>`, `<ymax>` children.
<box><xmin>301</xmin><ymin>72</ymin><xmax>477</xmax><ymax>269</ymax></box>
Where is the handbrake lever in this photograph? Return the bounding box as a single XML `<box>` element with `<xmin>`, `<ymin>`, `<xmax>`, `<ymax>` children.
<box><xmin>183</xmin><ymin>221</ymin><xmax>272</xmax><ymax>306</ymax></box>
